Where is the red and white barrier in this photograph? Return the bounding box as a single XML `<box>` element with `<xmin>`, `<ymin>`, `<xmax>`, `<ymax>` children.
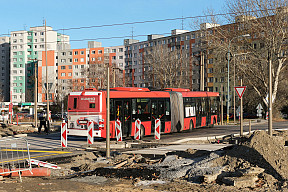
<box><xmin>61</xmin><ymin>121</ymin><xmax>67</xmax><ymax>148</ymax></box>
<box><xmin>266</xmin><ymin>112</ymin><xmax>269</xmax><ymax>120</ymax></box>
<box><xmin>115</xmin><ymin>119</ymin><xmax>122</xmax><ymax>142</ymax></box>
<box><xmin>28</xmin><ymin>159</ymin><xmax>61</xmax><ymax>169</ymax></box>
<box><xmin>87</xmin><ymin>121</ymin><xmax>94</xmax><ymax>144</ymax></box>
<box><xmin>134</xmin><ymin>119</ymin><xmax>141</xmax><ymax>140</ymax></box>
<box><xmin>155</xmin><ymin>119</ymin><xmax>161</xmax><ymax>140</ymax></box>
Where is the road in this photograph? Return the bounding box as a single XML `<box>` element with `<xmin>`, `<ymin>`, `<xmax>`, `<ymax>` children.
<box><xmin>1</xmin><ymin>120</ymin><xmax>286</xmax><ymax>164</ymax></box>
<box><xmin>24</xmin><ymin>119</ymin><xmax>288</xmax><ymax>149</ymax></box>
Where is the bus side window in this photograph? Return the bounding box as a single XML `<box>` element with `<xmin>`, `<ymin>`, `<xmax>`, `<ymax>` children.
<box><xmin>136</xmin><ymin>98</ymin><xmax>151</xmax><ymax>121</ymax></box>
<box><xmin>73</xmin><ymin>98</ymin><xmax>77</xmax><ymax>109</ymax></box>
<box><xmin>110</xmin><ymin>99</ymin><xmax>115</xmax><ymax>121</ymax></box>
<box><xmin>132</xmin><ymin>99</ymin><xmax>137</xmax><ymax>120</ymax></box>
<box><xmin>165</xmin><ymin>99</ymin><xmax>171</xmax><ymax>121</ymax></box>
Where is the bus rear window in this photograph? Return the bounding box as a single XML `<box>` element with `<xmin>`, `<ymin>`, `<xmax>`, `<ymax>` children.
<box><xmin>78</xmin><ymin>96</ymin><xmax>100</xmax><ymax>111</ymax></box>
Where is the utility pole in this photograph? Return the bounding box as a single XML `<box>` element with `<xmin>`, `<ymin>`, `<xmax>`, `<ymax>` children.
<box><xmin>233</xmin><ymin>56</ymin><xmax>236</xmax><ymax>123</ymax></box>
<box><xmin>220</xmin><ymin>84</ymin><xmax>223</xmax><ymax>125</ymax></box>
<box><xmin>268</xmin><ymin>51</ymin><xmax>273</xmax><ymax>136</ymax></box>
<box><xmin>45</xmin><ymin>20</ymin><xmax>50</xmax><ymax>122</ymax></box>
<box><xmin>106</xmin><ymin>65</ymin><xmax>110</xmax><ymax>158</ymax></box>
<box><xmin>34</xmin><ymin>60</ymin><xmax>38</xmax><ymax>128</ymax></box>
<box><xmin>240</xmin><ymin>79</ymin><xmax>243</xmax><ymax>136</ymax></box>
<box><xmin>200</xmin><ymin>51</ymin><xmax>205</xmax><ymax>91</ymax></box>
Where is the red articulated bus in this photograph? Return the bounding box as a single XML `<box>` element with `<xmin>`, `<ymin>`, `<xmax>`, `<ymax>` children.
<box><xmin>67</xmin><ymin>87</ymin><xmax>220</xmax><ymax>139</ymax></box>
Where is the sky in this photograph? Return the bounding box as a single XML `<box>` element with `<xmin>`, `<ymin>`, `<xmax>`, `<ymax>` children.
<box><xmin>0</xmin><ymin>0</ymin><xmax>226</xmax><ymax>49</ymax></box>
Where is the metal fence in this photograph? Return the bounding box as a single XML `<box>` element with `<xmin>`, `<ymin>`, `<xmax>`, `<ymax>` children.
<box><xmin>0</xmin><ymin>137</ymin><xmax>32</xmax><ymax>177</ymax></box>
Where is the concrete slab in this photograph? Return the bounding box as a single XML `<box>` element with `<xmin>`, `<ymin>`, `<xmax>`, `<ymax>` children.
<box><xmin>123</xmin><ymin>143</ymin><xmax>232</xmax><ymax>155</ymax></box>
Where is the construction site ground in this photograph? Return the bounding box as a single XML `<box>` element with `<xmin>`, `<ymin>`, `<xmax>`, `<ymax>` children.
<box><xmin>0</xmin><ymin>120</ymin><xmax>288</xmax><ymax>191</ymax></box>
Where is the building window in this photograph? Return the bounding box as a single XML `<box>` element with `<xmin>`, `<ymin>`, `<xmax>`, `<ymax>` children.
<box><xmin>74</xmin><ymin>51</ymin><xmax>78</xmax><ymax>55</ymax></box>
<box><xmin>61</xmin><ymin>66</ymin><xmax>66</xmax><ymax>70</ymax></box>
<box><xmin>68</xmin><ymin>73</ymin><xmax>72</xmax><ymax>76</ymax></box>
<box><xmin>112</xmin><ymin>56</ymin><xmax>116</xmax><ymax>60</ymax></box>
<box><xmin>91</xmin><ymin>50</ymin><xmax>95</xmax><ymax>54</ymax></box>
<box><xmin>68</xmin><ymin>65</ymin><xmax>72</xmax><ymax>69</ymax></box>
<box><xmin>80</xmin><ymin>58</ymin><xmax>84</xmax><ymax>62</ymax></box>
<box><xmin>74</xmin><ymin>65</ymin><xmax>78</xmax><ymax>69</ymax></box>
<box><xmin>98</xmin><ymin>57</ymin><xmax>102</xmax><ymax>61</ymax></box>
<box><xmin>119</xmin><ymin>56</ymin><xmax>123</xmax><ymax>59</ymax></box>
<box><xmin>112</xmin><ymin>49</ymin><xmax>116</xmax><ymax>53</ymax></box>
<box><xmin>62</xmin><ymin>52</ymin><xmax>66</xmax><ymax>56</ymax></box>
<box><xmin>118</xmin><ymin>48</ymin><xmax>123</xmax><ymax>52</ymax></box>
<box><xmin>74</xmin><ymin>58</ymin><xmax>78</xmax><ymax>62</ymax></box>
<box><xmin>61</xmin><ymin>73</ymin><xmax>66</xmax><ymax>76</ymax></box>
<box><xmin>80</xmin><ymin>51</ymin><xmax>84</xmax><ymax>55</ymax></box>
<box><xmin>69</xmin><ymin>59</ymin><xmax>72</xmax><ymax>62</ymax></box>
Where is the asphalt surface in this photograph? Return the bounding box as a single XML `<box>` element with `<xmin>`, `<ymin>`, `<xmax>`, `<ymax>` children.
<box><xmin>2</xmin><ymin>120</ymin><xmax>287</xmax><ymax>163</ymax></box>
<box><xmin>24</xmin><ymin>119</ymin><xmax>288</xmax><ymax>149</ymax></box>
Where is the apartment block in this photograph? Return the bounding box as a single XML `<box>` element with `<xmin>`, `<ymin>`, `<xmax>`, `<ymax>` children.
<box><xmin>10</xmin><ymin>26</ymin><xmax>70</xmax><ymax>104</ymax></box>
<box><xmin>124</xmin><ymin>29</ymin><xmax>205</xmax><ymax>91</ymax></box>
<box><xmin>37</xmin><ymin>42</ymin><xmax>125</xmax><ymax>102</ymax></box>
<box><xmin>0</xmin><ymin>37</ymin><xmax>10</xmax><ymax>102</ymax></box>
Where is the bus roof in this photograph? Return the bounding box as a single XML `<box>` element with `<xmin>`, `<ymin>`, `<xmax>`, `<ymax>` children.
<box><xmin>69</xmin><ymin>87</ymin><xmax>219</xmax><ymax>98</ymax></box>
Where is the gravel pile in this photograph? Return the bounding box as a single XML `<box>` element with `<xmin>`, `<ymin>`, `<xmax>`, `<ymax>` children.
<box><xmin>151</xmin><ymin>151</ymin><xmax>222</xmax><ymax>181</ymax></box>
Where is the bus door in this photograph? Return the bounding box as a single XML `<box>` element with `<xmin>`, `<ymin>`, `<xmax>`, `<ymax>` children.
<box><xmin>151</xmin><ymin>99</ymin><xmax>165</xmax><ymax>134</ymax></box>
<box><xmin>114</xmin><ymin>99</ymin><xmax>131</xmax><ymax>137</ymax></box>
<box><xmin>123</xmin><ymin>99</ymin><xmax>131</xmax><ymax>137</ymax></box>
<box><xmin>196</xmin><ymin>98</ymin><xmax>201</xmax><ymax>127</ymax></box>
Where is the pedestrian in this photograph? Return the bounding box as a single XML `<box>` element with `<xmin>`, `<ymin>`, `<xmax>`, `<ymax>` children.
<box><xmin>38</xmin><ymin>111</ymin><xmax>49</xmax><ymax>134</ymax></box>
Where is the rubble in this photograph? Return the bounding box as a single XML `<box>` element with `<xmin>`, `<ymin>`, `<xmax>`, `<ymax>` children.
<box><xmin>4</xmin><ymin>129</ymin><xmax>288</xmax><ymax>191</ymax></box>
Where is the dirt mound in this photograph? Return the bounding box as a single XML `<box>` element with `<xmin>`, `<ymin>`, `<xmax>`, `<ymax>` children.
<box><xmin>218</xmin><ymin>131</ymin><xmax>288</xmax><ymax>180</ymax></box>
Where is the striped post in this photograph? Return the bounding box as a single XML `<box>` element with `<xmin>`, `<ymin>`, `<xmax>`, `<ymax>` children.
<box><xmin>61</xmin><ymin>121</ymin><xmax>67</xmax><ymax>148</ymax></box>
<box><xmin>155</xmin><ymin>118</ymin><xmax>161</xmax><ymax>140</ymax></box>
<box><xmin>115</xmin><ymin>119</ymin><xmax>122</xmax><ymax>142</ymax></box>
<box><xmin>87</xmin><ymin>121</ymin><xmax>94</xmax><ymax>145</ymax></box>
<box><xmin>134</xmin><ymin>119</ymin><xmax>141</xmax><ymax>140</ymax></box>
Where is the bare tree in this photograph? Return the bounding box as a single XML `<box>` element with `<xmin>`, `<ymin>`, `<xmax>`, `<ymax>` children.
<box><xmin>144</xmin><ymin>45</ymin><xmax>190</xmax><ymax>89</ymax></box>
<box><xmin>200</xmin><ymin>0</ymin><xmax>288</xmax><ymax>114</ymax></box>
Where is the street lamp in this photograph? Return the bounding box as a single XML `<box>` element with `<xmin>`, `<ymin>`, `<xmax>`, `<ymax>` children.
<box><xmin>226</xmin><ymin>34</ymin><xmax>250</xmax><ymax>124</ymax></box>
